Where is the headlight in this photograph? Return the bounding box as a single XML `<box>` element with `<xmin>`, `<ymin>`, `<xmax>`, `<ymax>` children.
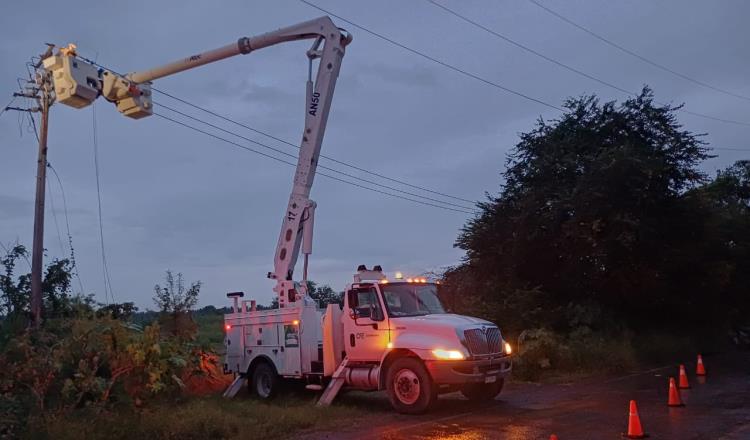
<box><xmin>504</xmin><ymin>342</ymin><xmax>512</xmax><ymax>355</ymax></box>
<box><xmin>432</xmin><ymin>349</ymin><xmax>465</xmax><ymax>360</ymax></box>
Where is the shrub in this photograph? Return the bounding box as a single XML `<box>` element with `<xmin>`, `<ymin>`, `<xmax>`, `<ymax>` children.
<box><xmin>0</xmin><ymin>316</ymin><xmax>206</xmax><ymax>436</ymax></box>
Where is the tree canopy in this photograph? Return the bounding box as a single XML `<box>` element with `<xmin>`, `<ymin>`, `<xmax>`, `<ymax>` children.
<box><xmin>444</xmin><ymin>88</ymin><xmax>750</xmax><ymax>336</ymax></box>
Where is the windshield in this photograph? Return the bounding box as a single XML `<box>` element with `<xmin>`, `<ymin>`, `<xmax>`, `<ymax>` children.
<box><xmin>381</xmin><ymin>283</ymin><xmax>446</xmax><ymax>317</ymax></box>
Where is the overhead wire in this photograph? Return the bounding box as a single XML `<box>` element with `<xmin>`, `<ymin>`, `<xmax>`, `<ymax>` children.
<box><xmin>300</xmin><ymin>0</ymin><xmax>750</xmax><ymax>128</ymax></box>
<box><xmin>154</xmin><ymin>101</ymin><xmax>476</xmax><ymax>211</ymax></box>
<box><xmin>92</xmin><ymin>103</ymin><xmax>116</xmax><ymax>304</ymax></box>
<box><xmin>425</xmin><ymin>0</ymin><xmax>750</xmax><ymax>128</ymax></box>
<box><xmin>526</xmin><ymin>0</ymin><xmax>750</xmax><ymax>104</ymax></box>
<box><xmin>21</xmin><ymin>108</ymin><xmax>87</xmax><ymax>294</ymax></box>
<box><xmin>152</xmin><ymin>111</ymin><xmax>477</xmax><ymax>214</ymax></box>
<box><xmin>46</xmin><ymin>176</ymin><xmax>66</xmax><ymax>256</ymax></box>
<box><xmin>80</xmin><ymin>56</ymin><xmax>481</xmax><ymax>208</ymax></box>
<box><xmin>48</xmin><ymin>163</ymin><xmax>86</xmax><ymax>294</ymax></box>
<box><xmin>298</xmin><ymin>0</ymin><xmax>563</xmax><ymax>112</ymax></box>
<box><xmin>152</xmin><ymin>87</ymin><xmax>476</xmax><ymax>204</ymax></box>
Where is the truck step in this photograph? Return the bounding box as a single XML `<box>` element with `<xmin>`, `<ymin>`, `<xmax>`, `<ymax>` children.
<box><xmin>222</xmin><ymin>375</ymin><xmax>246</xmax><ymax>399</ymax></box>
<box><xmin>316</xmin><ymin>358</ymin><xmax>349</xmax><ymax>407</ymax></box>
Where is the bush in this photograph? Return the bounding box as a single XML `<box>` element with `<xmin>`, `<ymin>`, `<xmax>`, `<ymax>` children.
<box><xmin>514</xmin><ymin>327</ymin><xmax>637</xmax><ymax>381</ymax></box>
<box><xmin>0</xmin><ymin>316</ymin><xmax>207</xmax><ymax>436</ymax></box>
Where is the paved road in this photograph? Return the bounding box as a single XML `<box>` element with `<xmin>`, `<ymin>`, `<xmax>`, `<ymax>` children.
<box><xmin>300</xmin><ymin>351</ymin><xmax>750</xmax><ymax>439</ymax></box>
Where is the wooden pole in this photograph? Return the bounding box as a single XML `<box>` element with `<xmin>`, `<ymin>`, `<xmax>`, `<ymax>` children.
<box><xmin>30</xmin><ymin>77</ymin><xmax>51</xmax><ymax>328</ymax></box>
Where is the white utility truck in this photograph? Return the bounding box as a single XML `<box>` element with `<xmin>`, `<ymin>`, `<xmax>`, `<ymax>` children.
<box><xmin>39</xmin><ymin>16</ymin><xmax>511</xmax><ymax>414</ymax></box>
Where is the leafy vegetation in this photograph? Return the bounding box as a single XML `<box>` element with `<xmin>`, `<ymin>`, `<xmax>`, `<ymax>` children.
<box><xmin>441</xmin><ymin>88</ymin><xmax>750</xmax><ymax>378</ymax></box>
<box><xmin>0</xmin><ymin>255</ymin><xmax>222</xmax><ymax>438</ymax></box>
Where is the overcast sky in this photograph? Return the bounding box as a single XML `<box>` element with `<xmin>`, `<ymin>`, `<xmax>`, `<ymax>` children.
<box><xmin>1</xmin><ymin>0</ymin><xmax>748</xmax><ymax>310</ymax></box>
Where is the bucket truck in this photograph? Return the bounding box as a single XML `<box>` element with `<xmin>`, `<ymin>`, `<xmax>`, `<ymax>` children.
<box><xmin>41</xmin><ymin>16</ymin><xmax>512</xmax><ymax>414</ymax></box>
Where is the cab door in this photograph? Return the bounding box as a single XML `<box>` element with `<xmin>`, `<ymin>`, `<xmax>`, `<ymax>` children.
<box><xmin>343</xmin><ymin>286</ymin><xmax>389</xmax><ymax>361</ymax></box>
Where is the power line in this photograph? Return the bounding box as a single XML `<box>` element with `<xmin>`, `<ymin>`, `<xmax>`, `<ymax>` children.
<box><xmin>298</xmin><ymin>0</ymin><xmax>563</xmax><ymax>112</ymax></box>
<box><xmin>152</xmin><ymin>87</ymin><xmax>476</xmax><ymax>204</ymax></box>
<box><xmin>153</xmin><ymin>111</ymin><xmax>476</xmax><ymax>215</ymax></box>
<box><xmin>21</xmin><ymin>106</ymin><xmax>87</xmax><ymax>295</ymax></box>
<box><xmin>48</xmin><ymin>163</ymin><xmax>86</xmax><ymax>294</ymax></box>
<box><xmin>300</xmin><ymin>0</ymin><xmax>750</xmax><ymax>128</ymax></box>
<box><xmin>79</xmin><ymin>55</ymin><xmax>479</xmax><ymax>206</ymax></box>
<box><xmin>526</xmin><ymin>0</ymin><xmax>750</xmax><ymax>103</ymax></box>
<box><xmin>46</xmin><ymin>177</ymin><xmax>66</xmax><ymax>256</ymax></box>
<box><xmin>420</xmin><ymin>0</ymin><xmax>750</xmax><ymax>128</ymax></box>
<box><xmin>0</xmin><ymin>96</ymin><xmax>18</xmax><ymax>118</ymax></box>
<box><xmin>155</xmin><ymin>101</ymin><xmax>475</xmax><ymax>211</ymax></box>
<box><xmin>92</xmin><ymin>103</ymin><xmax>116</xmax><ymax>304</ymax></box>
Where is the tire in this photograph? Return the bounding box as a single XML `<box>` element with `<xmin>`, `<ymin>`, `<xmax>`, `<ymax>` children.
<box><xmin>460</xmin><ymin>378</ymin><xmax>504</xmax><ymax>401</ymax></box>
<box><xmin>251</xmin><ymin>362</ymin><xmax>279</xmax><ymax>399</ymax></box>
<box><xmin>386</xmin><ymin>357</ymin><xmax>437</xmax><ymax>414</ymax></box>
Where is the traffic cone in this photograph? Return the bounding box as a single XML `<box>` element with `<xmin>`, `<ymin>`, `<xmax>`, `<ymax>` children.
<box><xmin>668</xmin><ymin>377</ymin><xmax>684</xmax><ymax>407</ymax></box>
<box><xmin>678</xmin><ymin>364</ymin><xmax>690</xmax><ymax>389</ymax></box>
<box><xmin>624</xmin><ymin>400</ymin><xmax>648</xmax><ymax>438</ymax></box>
<box><xmin>696</xmin><ymin>354</ymin><xmax>706</xmax><ymax>376</ymax></box>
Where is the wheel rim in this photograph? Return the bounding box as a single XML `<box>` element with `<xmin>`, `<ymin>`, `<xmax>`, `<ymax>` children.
<box><xmin>393</xmin><ymin>368</ymin><xmax>420</xmax><ymax>405</ymax></box>
<box><xmin>257</xmin><ymin>372</ymin><xmax>272</xmax><ymax>397</ymax></box>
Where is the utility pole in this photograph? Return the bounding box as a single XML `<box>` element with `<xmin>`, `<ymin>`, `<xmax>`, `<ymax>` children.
<box><xmin>30</xmin><ymin>78</ymin><xmax>51</xmax><ymax>328</ymax></box>
<box><xmin>8</xmin><ymin>45</ymin><xmax>57</xmax><ymax>328</ymax></box>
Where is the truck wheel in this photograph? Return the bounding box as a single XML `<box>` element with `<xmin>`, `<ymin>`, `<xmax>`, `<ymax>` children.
<box><xmin>460</xmin><ymin>379</ymin><xmax>504</xmax><ymax>401</ymax></box>
<box><xmin>386</xmin><ymin>357</ymin><xmax>437</xmax><ymax>414</ymax></box>
<box><xmin>251</xmin><ymin>362</ymin><xmax>279</xmax><ymax>399</ymax></box>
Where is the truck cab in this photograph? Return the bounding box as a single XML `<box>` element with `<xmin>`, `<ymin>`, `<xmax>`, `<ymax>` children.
<box><xmin>330</xmin><ymin>266</ymin><xmax>512</xmax><ymax>413</ymax></box>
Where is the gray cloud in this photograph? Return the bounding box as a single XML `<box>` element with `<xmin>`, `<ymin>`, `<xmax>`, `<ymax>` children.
<box><xmin>1</xmin><ymin>0</ymin><xmax>748</xmax><ymax>308</ymax></box>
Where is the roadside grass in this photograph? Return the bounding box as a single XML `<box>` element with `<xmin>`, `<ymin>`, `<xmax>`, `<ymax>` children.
<box><xmin>30</xmin><ymin>392</ymin><xmax>370</xmax><ymax>440</ymax></box>
<box><xmin>509</xmin><ymin>328</ymin><xmax>722</xmax><ymax>383</ymax></box>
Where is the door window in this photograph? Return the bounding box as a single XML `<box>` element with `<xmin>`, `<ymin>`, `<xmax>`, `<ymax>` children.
<box><xmin>349</xmin><ymin>287</ymin><xmax>383</xmax><ymax>320</ymax></box>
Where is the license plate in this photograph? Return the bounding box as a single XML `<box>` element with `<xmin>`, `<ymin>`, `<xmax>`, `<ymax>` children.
<box><xmin>484</xmin><ymin>376</ymin><xmax>497</xmax><ymax>384</ymax></box>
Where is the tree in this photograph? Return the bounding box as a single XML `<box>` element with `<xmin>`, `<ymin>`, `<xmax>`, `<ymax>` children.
<box><xmin>153</xmin><ymin>270</ymin><xmax>201</xmax><ymax>338</ymax></box>
<box><xmin>153</xmin><ymin>270</ymin><xmax>200</xmax><ymax>314</ymax></box>
<box><xmin>449</xmin><ymin>88</ymin><xmax>728</xmax><ymax>334</ymax></box>
<box><xmin>97</xmin><ymin>302</ymin><xmax>139</xmax><ymax>320</ymax></box>
<box><xmin>0</xmin><ymin>244</ymin><xmax>75</xmax><ymax>322</ymax></box>
<box><xmin>263</xmin><ymin>281</ymin><xmax>341</xmax><ymax>309</ymax></box>
<box><xmin>306</xmin><ymin>281</ymin><xmax>342</xmax><ymax>308</ymax></box>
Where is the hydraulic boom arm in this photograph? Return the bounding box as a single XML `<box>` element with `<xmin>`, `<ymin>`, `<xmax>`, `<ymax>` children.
<box><xmin>43</xmin><ymin>16</ymin><xmax>352</xmax><ymax>308</ymax></box>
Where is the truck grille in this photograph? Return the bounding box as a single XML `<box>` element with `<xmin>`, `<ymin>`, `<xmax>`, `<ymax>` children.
<box><xmin>464</xmin><ymin>327</ymin><xmax>502</xmax><ymax>355</ymax></box>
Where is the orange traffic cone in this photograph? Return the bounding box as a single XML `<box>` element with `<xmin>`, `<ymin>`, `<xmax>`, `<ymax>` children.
<box><xmin>678</xmin><ymin>364</ymin><xmax>690</xmax><ymax>389</ymax></box>
<box><xmin>668</xmin><ymin>377</ymin><xmax>684</xmax><ymax>407</ymax></box>
<box><xmin>624</xmin><ymin>400</ymin><xmax>648</xmax><ymax>438</ymax></box>
<box><xmin>696</xmin><ymin>354</ymin><xmax>706</xmax><ymax>376</ymax></box>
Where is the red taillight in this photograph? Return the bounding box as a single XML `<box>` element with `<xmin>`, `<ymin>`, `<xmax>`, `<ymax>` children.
<box><xmin>225</xmin><ymin>324</ymin><xmax>231</xmax><ymax>331</ymax></box>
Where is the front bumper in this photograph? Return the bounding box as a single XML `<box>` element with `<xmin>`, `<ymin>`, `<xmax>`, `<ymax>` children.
<box><xmin>425</xmin><ymin>354</ymin><xmax>512</xmax><ymax>385</ymax></box>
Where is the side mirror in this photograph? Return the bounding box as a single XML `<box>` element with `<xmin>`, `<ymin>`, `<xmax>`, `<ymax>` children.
<box><xmin>370</xmin><ymin>303</ymin><xmax>384</xmax><ymax>322</ymax></box>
